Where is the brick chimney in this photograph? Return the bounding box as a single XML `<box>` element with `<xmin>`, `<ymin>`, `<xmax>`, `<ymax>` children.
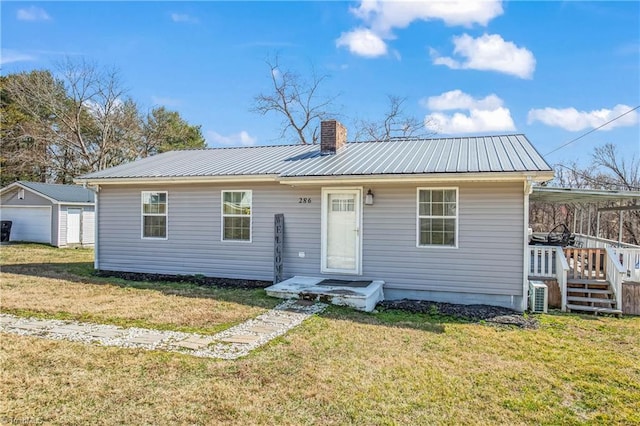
<box><xmin>320</xmin><ymin>120</ymin><xmax>347</xmax><ymax>155</ymax></box>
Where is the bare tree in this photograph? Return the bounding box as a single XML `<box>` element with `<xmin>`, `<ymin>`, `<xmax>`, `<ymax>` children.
<box><xmin>252</xmin><ymin>56</ymin><xmax>336</xmax><ymax>144</ymax></box>
<box><xmin>3</xmin><ymin>58</ymin><xmax>206</xmax><ymax>184</ymax></box>
<box><xmin>353</xmin><ymin>95</ymin><xmax>435</xmax><ymax>142</ymax></box>
<box><xmin>3</xmin><ymin>59</ymin><xmax>139</xmax><ymax>182</ymax></box>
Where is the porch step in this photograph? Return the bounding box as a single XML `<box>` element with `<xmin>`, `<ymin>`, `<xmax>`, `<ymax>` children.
<box><xmin>566</xmin><ymin>304</ymin><xmax>622</xmax><ymax>315</ymax></box>
<box><xmin>566</xmin><ymin>288</ymin><xmax>612</xmax><ymax>295</ymax></box>
<box><xmin>566</xmin><ymin>296</ymin><xmax>615</xmax><ymax>304</ymax></box>
<box><xmin>567</xmin><ymin>279</ymin><xmax>609</xmax><ymax>286</ymax></box>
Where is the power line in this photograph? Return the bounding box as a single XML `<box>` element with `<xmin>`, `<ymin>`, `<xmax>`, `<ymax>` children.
<box><xmin>544</xmin><ymin>105</ymin><xmax>640</xmax><ymax>156</ymax></box>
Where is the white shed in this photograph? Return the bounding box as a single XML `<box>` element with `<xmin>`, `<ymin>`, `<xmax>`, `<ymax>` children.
<box><xmin>0</xmin><ymin>181</ymin><xmax>95</xmax><ymax>247</ymax></box>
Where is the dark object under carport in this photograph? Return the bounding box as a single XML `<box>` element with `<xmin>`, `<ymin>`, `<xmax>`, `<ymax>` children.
<box><xmin>1</xmin><ymin>221</ymin><xmax>12</xmax><ymax>242</ymax></box>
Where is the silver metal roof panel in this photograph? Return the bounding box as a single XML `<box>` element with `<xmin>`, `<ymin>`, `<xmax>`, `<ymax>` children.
<box><xmin>79</xmin><ymin>134</ymin><xmax>552</xmax><ymax>180</ymax></box>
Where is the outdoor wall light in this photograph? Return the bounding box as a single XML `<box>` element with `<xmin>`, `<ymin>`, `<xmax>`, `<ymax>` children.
<box><xmin>365</xmin><ymin>189</ymin><xmax>374</xmax><ymax>205</ymax></box>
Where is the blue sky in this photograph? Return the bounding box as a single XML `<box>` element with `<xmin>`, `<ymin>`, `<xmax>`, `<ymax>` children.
<box><xmin>2</xmin><ymin>1</ymin><xmax>639</xmax><ymax>167</ymax></box>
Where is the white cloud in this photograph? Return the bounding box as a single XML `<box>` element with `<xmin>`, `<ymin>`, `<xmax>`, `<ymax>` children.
<box><xmin>424</xmin><ymin>90</ymin><xmax>516</xmax><ymax>134</ymax></box>
<box><xmin>527</xmin><ymin>104</ymin><xmax>639</xmax><ymax>132</ymax></box>
<box><xmin>17</xmin><ymin>6</ymin><xmax>51</xmax><ymax>21</ymax></box>
<box><xmin>431</xmin><ymin>33</ymin><xmax>536</xmax><ymax>79</ymax></box>
<box><xmin>422</xmin><ymin>90</ymin><xmax>503</xmax><ymax>111</ymax></box>
<box><xmin>337</xmin><ymin>0</ymin><xmax>503</xmax><ymax>58</ymax></box>
<box><xmin>171</xmin><ymin>13</ymin><xmax>198</xmax><ymax>23</ymax></box>
<box><xmin>336</xmin><ymin>28</ymin><xmax>388</xmax><ymax>58</ymax></box>
<box><xmin>426</xmin><ymin>108</ymin><xmax>516</xmax><ymax>134</ymax></box>
<box><xmin>351</xmin><ymin>0</ymin><xmax>503</xmax><ymax>34</ymax></box>
<box><xmin>206</xmin><ymin>130</ymin><xmax>257</xmax><ymax>147</ymax></box>
<box><xmin>1</xmin><ymin>49</ymin><xmax>36</xmax><ymax>65</ymax></box>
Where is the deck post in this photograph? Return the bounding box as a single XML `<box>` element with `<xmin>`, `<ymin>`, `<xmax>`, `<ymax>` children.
<box><xmin>618</xmin><ymin>203</ymin><xmax>623</xmax><ymax>245</ymax></box>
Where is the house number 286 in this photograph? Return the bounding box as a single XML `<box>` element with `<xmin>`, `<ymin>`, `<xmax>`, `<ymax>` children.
<box><xmin>298</xmin><ymin>198</ymin><xmax>312</xmax><ymax>204</ymax></box>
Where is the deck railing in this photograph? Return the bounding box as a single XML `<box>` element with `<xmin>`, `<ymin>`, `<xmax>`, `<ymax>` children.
<box><xmin>528</xmin><ymin>245</ymin><xmax>570</xmax><ymax>311</ymax></box>
<box><xmin>605</xmin><ymin>248</ymin><xmax>626</xmax><ymax>311</ymax></box>
<box><xmin>574</xmin><ymin>234</ymin><xmax>639</xmax><ymax>249</ymax></box>
<box><xmin>611</xmin><ymin>248</ymin><xmax>640</xmax><ymax>282</ymax></box>
<box><xmin>564</xmin><ymin>247</ymin><xmax>607</xmax><ymax>280</ymax></box>
<box><xmin>529</xmin><ymin>246</ymin><xmax>557</xmax><ymax>277</ymax></box>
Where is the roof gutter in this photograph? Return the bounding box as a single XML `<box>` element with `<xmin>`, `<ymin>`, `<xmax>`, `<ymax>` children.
<box><xmin>278</xmin><ymin>170</ymin><xmax>555</xmax><ymax>186</ymax></box>
<box><xmin>74</xmin><ymin>174</ymin><xmax>281</xmax><ymax>186</ymax></box>
<box><xmin>74</xmin><ymin>170</ymin><xmax>555</xmax><ymax>187</ymax></box>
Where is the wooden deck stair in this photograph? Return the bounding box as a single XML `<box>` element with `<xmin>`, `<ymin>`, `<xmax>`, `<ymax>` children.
<box><xmin>565</xmin><ymin>279</ymin><xmax>622</xmax><ymax>315</ymax></box>
<box><xmin>563</xmin><ymin>247</ymin><xmax>622</xmax><ymax>315</ymax></box>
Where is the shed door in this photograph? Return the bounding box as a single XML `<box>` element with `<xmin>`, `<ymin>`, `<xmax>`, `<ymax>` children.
<box><xmin>0</xmin><ymin>206</ymin><xmax>51</xmax><ymax>243</ymax></box>
<box><xmin>66</xmin><ymin>208</ymin><xmax>82</xmax><ymax>244</ymax></box>
<box><xmin>321</xmin><ymin>188</ymin><xmax>362</xmax><ymax>274</ymax></box>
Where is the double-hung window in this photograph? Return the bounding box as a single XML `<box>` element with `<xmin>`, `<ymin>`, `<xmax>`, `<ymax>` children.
<box><xmin>222</xmin><ymin>190</ymin><xmax>252</xmax><ymax>241</ymax></box>
<box><xmin>141</xmin><ymin>191</ymin><xmax>167</xmax><ymax>239</ymax></box>
<box><xmin>417</xmin><ymin>188</ymin><xmax>457</xmax><ymax>247</ymax></box>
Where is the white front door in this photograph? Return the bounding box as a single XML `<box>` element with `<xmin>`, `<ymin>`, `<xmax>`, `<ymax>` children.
<box><xmin>321</xmin><ymin>188</ymin><xmax>362</xmax><ymax>274</ymax></box>
<box><xmin>66</xmin><ymin>208</ymin><xmax>82</xmax><ymax>244</ymax></box>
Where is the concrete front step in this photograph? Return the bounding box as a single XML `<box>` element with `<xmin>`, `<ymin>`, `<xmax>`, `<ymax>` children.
<box><xmin>265</xmin><ymin>276</ymin><xmax>384</xmax><ymax>312</ymax></box>
<box><xmin>567</xmin><ymin>296</ymin><xmax>615</xmax><ymax>304</ymax></box>
<box><xmin>566</xmin><ymin>304</ymin><xmax>622</xmax><ymax>315</ymax></box>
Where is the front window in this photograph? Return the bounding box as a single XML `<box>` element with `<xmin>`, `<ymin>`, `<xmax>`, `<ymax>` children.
<box><xmin>222</xmin><ymin>190</ymin><xmax>252</xmax><ymax>241</ymax></box>
<box><xmin>142</xmin><ymin>191</ymin><xmax>167</xmax><ymax>239</ymax></box>
<box><xmin>417</xmin><ymin>188</ymin><xmax>457</xmax><ymax>247</ymax></box>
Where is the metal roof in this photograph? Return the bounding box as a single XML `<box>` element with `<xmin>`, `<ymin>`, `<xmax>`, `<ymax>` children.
<box><xmin>531</xmin><ymin>186</ymin><xmax>640</xmax><ymax>204</ymax></box>
<box><xmin>8</xmin><ymin>181</ymin><xmax>95</xmax><ymax>203</ymax></box>
<box><xmin>79</xmin><ymin>134</ymin><xmax>552</xmax><ymax>181</ymax></box>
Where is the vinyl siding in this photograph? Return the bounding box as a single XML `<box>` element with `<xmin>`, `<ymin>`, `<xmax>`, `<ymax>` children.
<box><xmin>58</xmin><ymin>205</ymin><xmax>95</xmax><ymax>246</ymax></box>
<box><xmin>1</xmin><ymin>187</ymin><xmax>53</xmax><ymax>206</ymax></box>
<box><xmin>97</xmin><ymin>181</ymin><xmax>525</xmax><ymax>298</ymax></box>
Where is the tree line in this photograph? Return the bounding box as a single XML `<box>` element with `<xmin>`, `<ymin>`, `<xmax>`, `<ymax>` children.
<box><xmin>1</xmin><ymin>59</ymin><xmax>205</xmax><ymax>186</ymax></box>
<box><xmin>530</xmin><ymin>144</ymin><xmax>639</xmax><ymax>245</ymax></box>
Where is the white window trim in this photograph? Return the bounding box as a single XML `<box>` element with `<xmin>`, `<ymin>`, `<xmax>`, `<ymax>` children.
<box><xmin>416</xmin><ymin>187</ymin><xmax>459</xmax><ymax>249</ymax></box>
<box><xmin>320</xmin><ymin>187</ymin><xmax>363</xmax><ymax>275</ymax></box>
<box><xmin>141</xmin><ymin>191</ymin><xmax>168</xmax><ymax>240</ymax></box>
<box><xmin>221</xmin><ymin>190</ymin><xmax>253</xmax><ymax>243</ymax></box>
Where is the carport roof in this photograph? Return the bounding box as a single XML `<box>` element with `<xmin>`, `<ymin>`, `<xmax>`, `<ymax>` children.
<box><xmin>531</xmin><ymin>186</ymin><xmax>640</xmax><ymax>205</ymax></box>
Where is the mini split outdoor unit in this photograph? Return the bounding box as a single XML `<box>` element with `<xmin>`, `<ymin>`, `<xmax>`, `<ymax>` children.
<box><xmin>529</xmin><ymin>281</ymin><xmax>548</xmax><ymax>313</ymax></box>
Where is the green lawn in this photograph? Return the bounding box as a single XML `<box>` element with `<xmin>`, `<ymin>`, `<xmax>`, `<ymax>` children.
<box><xmin>1</xmin><ymin>243</ymin><xmax>639</xmax><ymax>425</ymax></box>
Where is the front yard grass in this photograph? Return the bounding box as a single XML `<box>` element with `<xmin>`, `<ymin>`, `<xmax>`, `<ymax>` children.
<box><xmin>1</xmin><ymin>243</ymin><xmax>639</xmax><ymax>425</ymax></box>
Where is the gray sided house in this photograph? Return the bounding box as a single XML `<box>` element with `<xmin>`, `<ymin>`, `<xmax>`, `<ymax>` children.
<box><xmin>0</xmin><ymin>181</ymin><xmax>95</xmax><ymax>247</ymax></box>
<box><xmin>77</xmin><ymin>120</ymin><xmax>554</xmax><ymax>311</ymax></box>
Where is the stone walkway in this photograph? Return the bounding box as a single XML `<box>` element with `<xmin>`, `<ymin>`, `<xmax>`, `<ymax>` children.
<box><xmin>0</xmin><ymin>299</ymin><xmax>326</xmax><ymax>359</ymax></box>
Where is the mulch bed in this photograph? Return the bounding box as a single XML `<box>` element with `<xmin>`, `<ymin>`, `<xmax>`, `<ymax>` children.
<box><xmin>94</xmin><ymin>270</ymin><xmax>271</xmax><ymax>289</ymax></box>
<box><xmin>378</xmin><ymin>299</ymin><xmax>539</xmax><ymax>329</ymax></box>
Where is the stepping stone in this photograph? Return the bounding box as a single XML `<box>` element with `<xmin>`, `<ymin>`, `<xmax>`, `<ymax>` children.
<box><xmin>173</xmin><ymin>336</ymin><xmax>214</xmax><ymax>350</ymax></box>
<box><xmin>128</xmin><ymin>334</ymin><xmax>166</xmax><ymax>345</ymax></box>
<box><xmin>174</xmin><ymin>340</ymin><xmax>209</xmax><ymax>350</ymax></box>
<box><xmin>49</xmin><ymin>326</ymin><xmax>82</xmax><ymax>335</ymax></box>
<box><xmin>218</xmin><ymin>334</ymin><xmax>262</xmax><ymax>344</ymax></box>
<box><xmin>260</xmin><ymin>316</ymin><xmax>297</xmax><ymax>325</ymax></box>
<box><xmin>87</xmin><ymin>329</ymin><xmax>122</xmax><ymax>338</ymax></box>
<box><xmin>9</xmin><ymin>322</ymin><xmax>44</xmax><ymax>331</ymax></box>
<box><xmin>245</xmin><ymin>324</ymin><xmax>281</xmax><ymax>334</ymax></box>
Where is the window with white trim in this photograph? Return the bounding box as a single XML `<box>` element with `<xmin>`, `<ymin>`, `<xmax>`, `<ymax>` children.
<box><xmin>417</xmin><ymin>188</ymin><xmax>457</xmax><ymax>247</ymax></box>
<box><xmin>222</xmin><ymin>190</ymin><xmax>252</xmax><ymax>241</ymax></box>
<box><xmin>141</xmin><ymin>191</ymin><xmax>167</xmax><ymax>239</ymax></box>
